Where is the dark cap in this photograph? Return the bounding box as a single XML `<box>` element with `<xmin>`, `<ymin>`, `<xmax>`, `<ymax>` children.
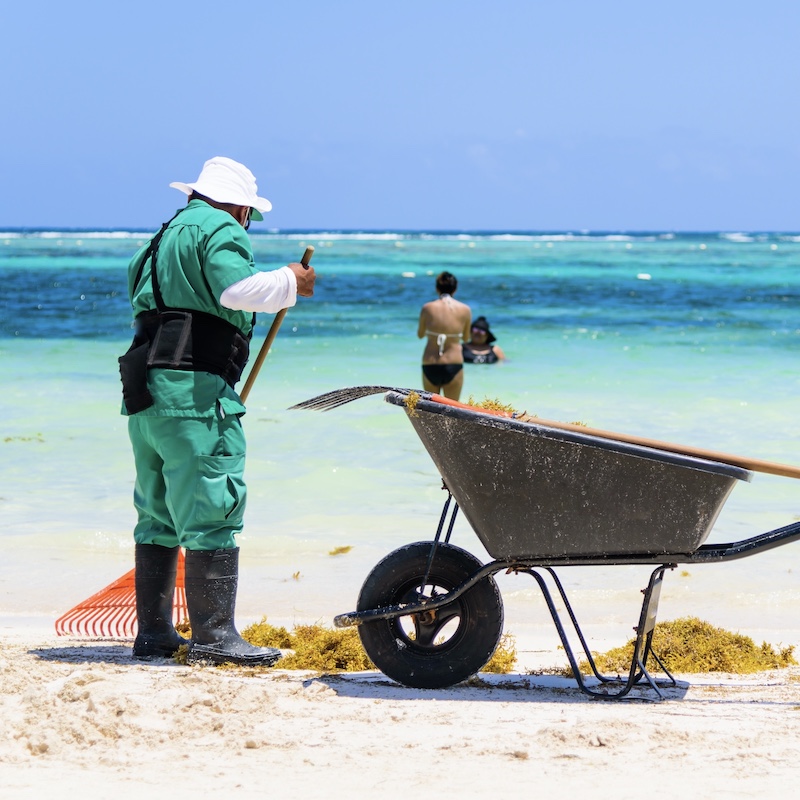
<box><xmin>471</xmin><ymin>316</ymin><xmax>496</xmax><ymax>343</ymax></box>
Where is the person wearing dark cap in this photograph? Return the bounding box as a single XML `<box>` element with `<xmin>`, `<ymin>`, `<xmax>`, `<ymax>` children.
<box><xmin>462</xmin><ymin>316</ymin><xmax>506</xmax><ymax>364</ymax></box>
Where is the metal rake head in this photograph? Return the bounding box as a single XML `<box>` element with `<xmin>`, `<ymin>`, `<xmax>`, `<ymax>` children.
<box><xmin>288</xmin><ymin>385</ymin><xmax>417</xmax><ymax>412</ymax></box>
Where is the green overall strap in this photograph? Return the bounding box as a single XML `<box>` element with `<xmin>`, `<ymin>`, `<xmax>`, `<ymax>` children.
<box><xmin>131</xmin><ymin>208</ymin><xmax>186</xmax><ymax>303</ymax></box>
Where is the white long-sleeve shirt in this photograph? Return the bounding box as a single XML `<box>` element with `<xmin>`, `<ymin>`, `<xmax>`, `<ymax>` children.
<box><xmin>220</xmin><ymin>266</ymin><xmax>297</xmax><ymax>313</ymax></box>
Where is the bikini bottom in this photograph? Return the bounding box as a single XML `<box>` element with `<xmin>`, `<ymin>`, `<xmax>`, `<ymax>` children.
<box><xmin>422</xmin><ymin>363</ymin><xmax>463</xmax><ymax>387</ymax></box>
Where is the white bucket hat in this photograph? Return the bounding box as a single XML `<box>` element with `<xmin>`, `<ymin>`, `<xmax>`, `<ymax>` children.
<box><xmin>170</xmin><ymin>156</ymin><xmax>272</xmax><ymax>220</ymax></box>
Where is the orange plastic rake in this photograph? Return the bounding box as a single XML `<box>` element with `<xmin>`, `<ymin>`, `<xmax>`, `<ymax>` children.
<box><xmin>55</xmin><ymin>550</ymin><xmax>187</xmax><ymax>638</ymax></box>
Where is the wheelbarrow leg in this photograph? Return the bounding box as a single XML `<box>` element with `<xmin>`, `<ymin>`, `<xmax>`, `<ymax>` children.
<box><xmin>542</xmin><ymin>567</ymin><xmax>621</xmax><ymax>686</ymax></box>
<box><xmin>523</xmin><ymin>565</ymin><xmax>676</xmax><ymax>701</ymax></box>
<box><xmin>418</xmin><ymin>491</ymin><xmax>461</xmax><ymax>591</ymax></box>
<box><xmin>629</xmin><ymin>566</ymin><xmax>677</xmax><ymax>697</ymax></box>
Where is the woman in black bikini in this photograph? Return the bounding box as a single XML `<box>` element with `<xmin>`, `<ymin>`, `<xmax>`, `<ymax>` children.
<box><xmin>462</xmin><ymin>316</ymin><xmax>506</xmax><ymax>364</ymax></box>
<box><xmin>417</xmin><ymin>272</ymin><xmax>472</xmax><ymax>400</ymax></box>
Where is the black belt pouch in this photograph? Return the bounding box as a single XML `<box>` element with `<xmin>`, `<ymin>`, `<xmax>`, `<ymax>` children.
<box><xmin>118</xmin><ymin>337</ymin><xmax>155</xmax><ymax>414</ymax></box>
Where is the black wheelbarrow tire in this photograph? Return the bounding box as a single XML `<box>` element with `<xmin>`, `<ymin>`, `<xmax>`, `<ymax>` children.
<box><xmin>357</xmin><ymin>541</ymin><xmax>504</xmax><ymax>689</ymax></box>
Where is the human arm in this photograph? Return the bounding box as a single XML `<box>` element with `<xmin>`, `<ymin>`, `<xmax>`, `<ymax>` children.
<box><xmin>220</xmin><ymin>267</ymin><xmax>297</xmax><ymax>313</ymax></box>
<box><xmin>493</xmin><ymin>344</ymin><xmax>507</xmax><ymax>361</ymax></box>
<box><xmin>462</xmin><ymin>309</ymin><xmax>472</xmax><ymax>344</ymax></box>
<box><xmin>417</xmin><ymin>306</ymin><xmax>429</xmax><ymax>339</ymax></box>
<box><xmin>220</xmin><ymin>259</ymin><xmax>316</xmax><ymax>313</ymax></box>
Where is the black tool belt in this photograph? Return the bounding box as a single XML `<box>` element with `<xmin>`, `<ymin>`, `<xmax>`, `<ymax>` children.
<box><xmin>119</xmin><ymin>309</ymin><xmax>251</xmax><ymax>414</ymax></box>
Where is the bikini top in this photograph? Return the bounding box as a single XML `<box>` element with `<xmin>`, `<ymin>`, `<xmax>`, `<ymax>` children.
<box><xmin>425</xmin><ymin>330</ymin><xmax>464</xmax><ymax>356</ymax></box>
<box><xmin>463</xmin><ymin>344</ymin><xmax>499</xmax><ymax>364</ymax></box>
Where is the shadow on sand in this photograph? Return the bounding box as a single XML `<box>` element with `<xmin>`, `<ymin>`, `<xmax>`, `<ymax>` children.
<box><xmin>29</xmin><ymin>642</ymin><xmax>693</xmax><ymax>703</ymax></box>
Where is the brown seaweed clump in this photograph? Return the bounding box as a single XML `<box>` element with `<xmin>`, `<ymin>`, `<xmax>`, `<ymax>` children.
<box><xmin>241</xmin><ymin>619</ymin><xmax>374</xmax><ymax>672</ymax></box>
<box><xmin>404</xmin><ymin>390</ymin><xmax>421</xmax><ymax>416</ymax></box>
<box><xmin>465</xmin><ymin>395</ymin><xmax>518</xmax><ymax>415</ymax></box>
<box><xmin>3</xmin><ymin>433</ymin><xmax>44</xmax><ymax>443</ymax></box>
<box><xmin>462</xmin><ymin>395</ymin><xmax>589</xmax><ymax>428</ymax></box>
<box><xmin>584</xmin><ymin>617</ymin><xmax>797</xmax><ymax>675</ymax></box>
<box><xmin>482</xmin><ymin>633</ymin><xmax>517</xmax><ymax>674</ymax></box>
<box><xmin>175</xmin><ymin>616</ymin><xmax>518</xmax><ymax>676</ymax></box>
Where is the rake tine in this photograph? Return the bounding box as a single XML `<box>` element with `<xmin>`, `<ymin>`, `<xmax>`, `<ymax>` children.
<box><xmin>289</xmin><ymin>389</ymin><xmax>359</xmax><ymax>410</ymax></box>
<box><xmin>288</xmin><ymin>385</ymin><xmax>415</xmax><ymax>412</ymax></box>
<box><xmin>55</xmin><ymin>551</ymin><xmax>187</xmax><ymax>640</ymax></box>
<box><xmin>317</xmin><ymin>394</ymin><xmax>378</xmax><ymax>411</ymax></box>
<box><xmin>304</xmin><ymin>396</ymin><xmax>355</xmax><ymax>412</ymax></box>
<box><xmin>288</xmin><ymin>393</ymin><xmax>354</xmax><ymax>411</ymax></box>
<box><xmin>315</xmin><ymin>387</ymin><xmax>403</xmax><ymax>410</ymax></box>
<box><xmin>300</xmin><ymin>386</ymin><xmax>390</xmax><ymax>408</ymax></box>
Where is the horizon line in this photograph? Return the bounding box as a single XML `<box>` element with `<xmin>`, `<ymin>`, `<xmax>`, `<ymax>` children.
<box><xmin>2</xmin><ymin>227</ymin><xmax>800</xmax><ymax>236</ymax></box>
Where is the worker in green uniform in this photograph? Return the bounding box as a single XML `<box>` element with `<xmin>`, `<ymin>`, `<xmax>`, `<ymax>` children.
<box><xmin>119</xmin><ymin>156</ymin><xmax>316</xmax><ymax>666</ymax></box>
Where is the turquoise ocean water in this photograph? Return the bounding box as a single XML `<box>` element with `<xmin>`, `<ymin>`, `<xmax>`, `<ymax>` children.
<box><xmin>2</xmin><ymin>229</ymin><xmax>799</xmax><ymax>653</ymax></box>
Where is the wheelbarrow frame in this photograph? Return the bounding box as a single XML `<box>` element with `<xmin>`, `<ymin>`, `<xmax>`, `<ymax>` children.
<box><xmin>335</xmin><ymin>493</ymin><xmax>800</xmax><ymax>699</ymax></box>
<box><xmin>331</xmin><ymin>392</ymin><xmax>800</xmax><ymax>700</ymax></box>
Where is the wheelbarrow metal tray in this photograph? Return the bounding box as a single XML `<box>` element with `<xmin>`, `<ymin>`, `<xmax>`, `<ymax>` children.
<box><xmin>386</xmin><ymin>393</ymin><xmax>751</xmax><ymax>560</ymax></box>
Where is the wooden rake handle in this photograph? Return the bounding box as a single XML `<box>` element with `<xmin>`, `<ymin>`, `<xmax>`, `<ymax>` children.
<box><xmin>239</xmin><ymin>246</ymin><xmax>314</xmax><ymax>403</ymax></box>
<box><xmin>523</xmin><ymin>416</ymin><xmax>800</xmax><ymax>480</ymax></box>
<box><xmin>431</xmin><ymin>394</ymin><xmax>800</xmax><ymax>480</ymax></box>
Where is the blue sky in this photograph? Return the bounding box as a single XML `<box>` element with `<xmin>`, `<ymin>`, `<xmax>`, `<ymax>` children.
<box><xmin>2</xmin><ymin>1</ymin><xmax>799</xmax><ymax>231</ymax></box>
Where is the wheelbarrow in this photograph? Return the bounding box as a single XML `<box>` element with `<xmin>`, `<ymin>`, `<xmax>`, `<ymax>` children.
<box><xmin>291</xmin><ymin>387</ymin><xmax>800</xmax><ymax>699</ymax></box>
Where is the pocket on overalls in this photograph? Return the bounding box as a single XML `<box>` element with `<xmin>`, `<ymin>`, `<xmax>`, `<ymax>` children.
<box><xmin>195</xmin><ymin>453</ymin><xmax>247</xmax><ymax>527</ymax></box>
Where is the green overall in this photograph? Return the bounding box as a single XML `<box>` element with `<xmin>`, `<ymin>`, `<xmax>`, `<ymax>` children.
<box><xmin>123</xmin><ymin>200</ymin><xmax>259</xmax><ymax>551</ymax></box>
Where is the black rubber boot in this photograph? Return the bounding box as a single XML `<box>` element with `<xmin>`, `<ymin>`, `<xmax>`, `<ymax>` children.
<box><xmin>132</xmin><ymin>544</ymin><xmax>187</xmax><ymax>659</ymax></box>
<box><xmin>184</xmin><ymin>548</ymin><xmax>282</xmax><ymax>666</ymax></box>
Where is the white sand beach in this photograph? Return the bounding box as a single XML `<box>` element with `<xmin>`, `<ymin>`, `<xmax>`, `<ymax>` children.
<box><xmin>3</xmin><ymin>622</ymin><xmax>800</xmax><ymax>799</ymax></box>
